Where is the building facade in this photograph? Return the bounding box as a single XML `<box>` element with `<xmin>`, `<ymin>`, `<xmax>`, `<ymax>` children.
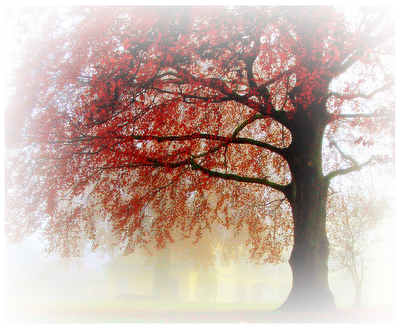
<box><xmin>104</xmin><ymin>249</ymin><xmax>292</xmax><ymax>304</ymax></box>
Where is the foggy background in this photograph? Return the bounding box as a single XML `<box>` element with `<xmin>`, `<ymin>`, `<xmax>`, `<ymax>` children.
<box><xmin>4</xmin><ymin>228</ymin><xmax>395</xmax><ymax>308</ymax></box>
<box><xmin>4</xmin><ymin>166</ymin><xmax>396</xmax><ymax>311</ymax></box>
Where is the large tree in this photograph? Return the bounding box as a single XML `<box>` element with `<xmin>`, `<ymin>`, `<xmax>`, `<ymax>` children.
<box><xmin>5</xmin><ymin>6</ymin><xmax>394</xmax><ymax>311</ymax></box>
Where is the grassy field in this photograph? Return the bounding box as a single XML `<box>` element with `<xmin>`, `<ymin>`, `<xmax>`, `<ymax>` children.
<box><xmin>5</xmin><ymin>300</ymin><xmax>396</xmax><ymax>323</ymax></box>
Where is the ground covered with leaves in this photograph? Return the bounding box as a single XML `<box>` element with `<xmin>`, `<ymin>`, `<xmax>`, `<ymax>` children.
<box><xmin>5</xmin><ymin>301</ymin><xmax>395</xmax><ymax>323</ymax></box>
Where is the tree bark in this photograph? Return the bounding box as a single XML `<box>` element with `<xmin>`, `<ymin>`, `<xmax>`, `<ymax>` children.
<box><xmin>279</xmin><ymin>104</ymin><xmax>336</xmax><ymax>311</ymax></box>
<box><xmin>152</xmin><ymin>246</ymin><xmax>172</xmax><ymax>300</ymax></box>
<box><xmin>279</xmin><ymin>178</ymin><xmax>336</xmax><ymax>311</ymax></box>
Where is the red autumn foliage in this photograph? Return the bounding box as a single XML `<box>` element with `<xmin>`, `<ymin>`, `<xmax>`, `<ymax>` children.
<box><xmin>5</xmin><ymin>6</ymin><xmax>394</xmax><ymax>310</ymax></box>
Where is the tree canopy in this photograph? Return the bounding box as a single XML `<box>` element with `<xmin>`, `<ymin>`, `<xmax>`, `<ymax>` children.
<box><xmin>5</xmin><ymin>6</ymin><xmax>395</xmax><ymax>310</ymax></box>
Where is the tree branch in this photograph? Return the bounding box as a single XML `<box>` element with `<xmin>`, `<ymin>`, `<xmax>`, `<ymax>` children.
<box><xmin>189</xmin><ymin>158</ymin><xmax>287</xmax><ymax>193</ymax></box>
<box><xmin>325</xmin><ymin>137</ymin><xmax>370</xmax><ymax>181</ymax></box>
<box><xmin>325</xmin><ymin>158</ymin><xmax>375</xmax><ymax>182</ymax></box>
<box><xmin>129</xmin><ymin>132</ymin><xmax>287</xmax><ymax>156</ymax></box>
<box><xmin>327</xmin><ymin>81</ymin><xmax>394</xmax><ymax>101</ymax></box>
<box><xmin>332</xmin><ymin>9</ymin><xmax>394</xmax><ymax>76</ymax></box>
<box><xmin>338</xmin><ymin>110</ymin><xmax>394</xmax><ymax>120</ymax></box>
<box><xmin>166</xmin><ymin>61</ymin><xmax>272</xmax><ymax>115</ymax></box>
<box><xmin>328</xmin><ymin>138</ymin><xmax>359</xmax><ymax>167</ymax></box>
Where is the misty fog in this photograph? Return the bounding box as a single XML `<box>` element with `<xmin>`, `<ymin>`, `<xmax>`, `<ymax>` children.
<box><xmin>4</xmin><ymin>229</ymin><xmax>395</xmax><ymax>304</ymax></box>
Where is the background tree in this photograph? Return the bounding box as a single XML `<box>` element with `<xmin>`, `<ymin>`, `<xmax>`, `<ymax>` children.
<box><xmin>5</xmin><ymin>6</ymin><xmax>394</xmax><ymax>311</ymax></box>
<box><xmin>327</xmin><ymin>173</ymin><xmax>394</xmax><ymax>308</ymax></box>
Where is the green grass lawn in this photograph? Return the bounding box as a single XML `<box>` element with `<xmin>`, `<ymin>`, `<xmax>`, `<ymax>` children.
<box><xmin>5</xmin><ymin>300</ymin><xmax>395</xmax><ymax>323</ymax></box>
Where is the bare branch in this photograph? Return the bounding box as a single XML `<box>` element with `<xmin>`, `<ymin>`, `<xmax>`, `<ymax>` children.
<box><xmin>328</xmin><ymin>138</ymin><xmax>359</xmax><ymax>167</ymax></box>
<box><xmin>325</xmin><ymin>158</ymin><xmax>375</xmax><ymax>182</ymax></box>
<box><xmin>325</xmin><ymin>137</ymin><xmax>374</xmax><ymax>181</ymax></box>
<box><xmin>339</xmin><ymin>110</ymin><xmax>394</xmax><ymax>120</ymax></box>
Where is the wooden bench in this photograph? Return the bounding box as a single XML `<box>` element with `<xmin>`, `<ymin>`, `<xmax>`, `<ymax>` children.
<box><xmin>115</xmin><ymin>294</ymin><xmax>151</xmax><ymax>301</ymax></box>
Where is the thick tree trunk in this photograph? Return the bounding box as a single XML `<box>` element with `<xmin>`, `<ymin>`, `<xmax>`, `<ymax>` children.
<box><xmin>279</xmin><ymin>178</ymin><xmax>336</xmax><ymax>311</ymax></box>
<box><xmin>152</xmin><ymin>246</ymin><xmax>172</xmax><ymax>300</ymax></box>
<box><xmin>279</xmin><ymin>104</ymin><xmax>336</xmax><ymax>311</ymax></box>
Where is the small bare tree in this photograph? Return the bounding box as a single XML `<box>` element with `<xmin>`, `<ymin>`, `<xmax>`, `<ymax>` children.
<box><xmin>327</xmin><ymin>175</ymin><xmax>392</xmax><ymax>307</ymax></box>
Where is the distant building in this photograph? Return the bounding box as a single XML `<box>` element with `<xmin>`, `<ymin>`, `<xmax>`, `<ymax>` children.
<box><xmin>104</xmin><ymin>250</ymin><xmax>197</xmax><ymax>301</ymax></box>
<box><xmin>104</xmin><ymin>236</ymin><xmax>396</xmax><ymax>305</ymax></box>
<box><xmin>216</xmin><ymin>258</ymin><xmax>292</xmax><ymax>303</ymax></box>
<box><xmin>104</xmin><ymin>249</ymin><xmax>292</xmax><ymax>303</ymax></box>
